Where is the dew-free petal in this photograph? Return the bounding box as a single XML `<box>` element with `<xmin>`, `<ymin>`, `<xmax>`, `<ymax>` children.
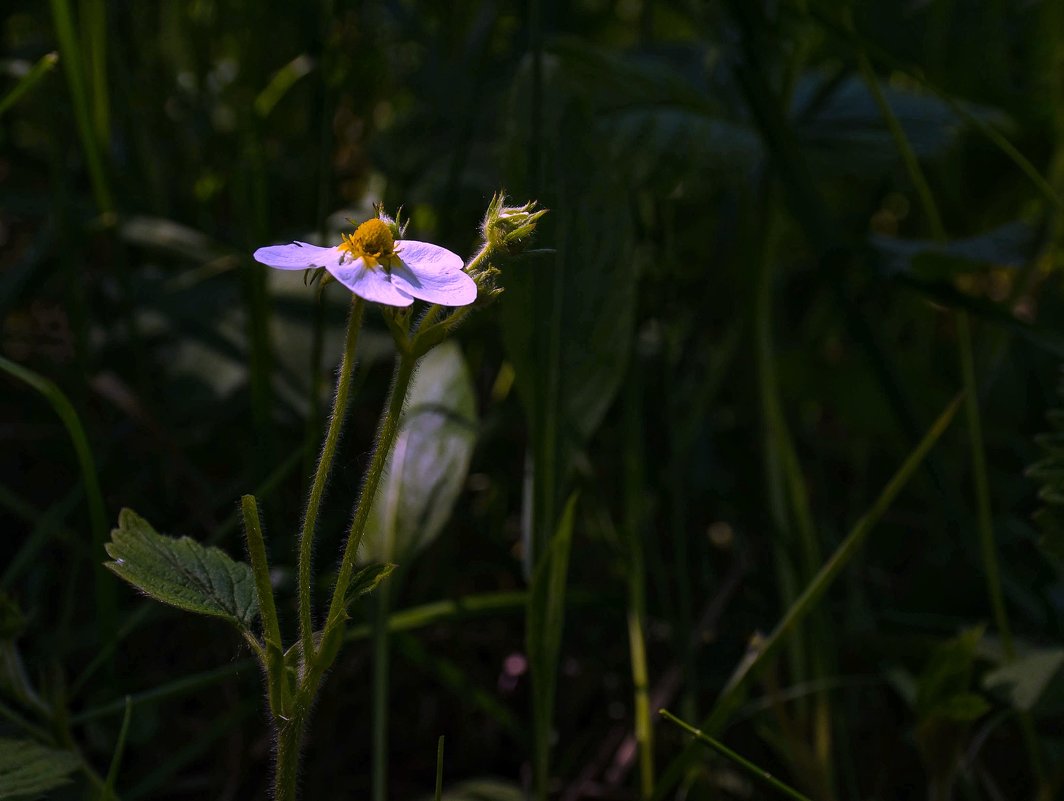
<box><xmin>395</xmin><ymin>240</ymin><xmax>465</xmax><ymax>276</ymax></box>
<box><xmin>390</xmin><ymin>261</ymin><xmax>477</xmax><ymax>306</ymax></box>
<box><xmin>253</xmin><ymin>242</ymin><xmax>341</xmax><ymax>270</ymax></box>
<box><xmin>328</xmin><ymin>259</ymin><xmax>415</xmax><ymax>307</ymax></box>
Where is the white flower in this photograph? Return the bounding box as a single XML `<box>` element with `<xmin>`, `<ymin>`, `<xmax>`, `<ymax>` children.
<box><xmin>253</xmin><ymin>218</ymin><xmax>477</xmax><ymax>307</ymax></box>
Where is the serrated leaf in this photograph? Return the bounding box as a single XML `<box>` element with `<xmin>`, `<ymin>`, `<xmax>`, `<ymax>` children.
<box><xmin>104</xmin><ymin>509</ymin><xmax>258</xmax><ymax>629</ymax></box>
<box><xmin>344</xmin><ymin>562</ymin><xmax>396</xmax><ymax>607</ymax></box>
<box><xmin>361</xmin><ymin>343</ymin><xmax>477</xmax><ymax>564</ymax></box>
<box><xmin>0</xmin><ymin>738</ymin><xmax>80</xmax><ymax>798</ymax></box>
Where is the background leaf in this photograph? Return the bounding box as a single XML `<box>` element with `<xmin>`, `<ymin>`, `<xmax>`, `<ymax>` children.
<box><xmin>104</xmin><ymin>509</ymin><xmax>259</xmax><ymax>629</ymax></box>
<box><xmin>360</xmin><ymin>342</ymin><xmax>477</xmax><ymax>565</ymax></box>
<box><xmin>0</xmin><ymin>738</ymin><xmax>80</xmax><ymax>799</ymax></box>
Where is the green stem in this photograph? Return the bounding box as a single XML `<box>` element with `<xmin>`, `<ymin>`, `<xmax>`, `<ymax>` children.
<box><xmin>324</xmin><ymin>354</ymin><xmax>416</xmax><ymax>638</ymax></box>
<box><xmin>372</xmin><ymin>581</ymin><xmax>392</xmax><ymax>801</ymax></box>
<box><xmin>957</xmin><ymin>312</ymin><xmax>1014</xmax><ymax>658</ymax></box>
<box><xmin>241</xmin><ymin>495</ymin><xmax>286</xmax><ymax>716</ymax></box>
<box><xmin>274</xmin><ymin>714</ymin><xmax>307</xmax><ymax>801</ymax></box>
<box><xmin>298</xmin><ymin>298</ymin><xmax>365</xmax><ymax>664</ymax></box>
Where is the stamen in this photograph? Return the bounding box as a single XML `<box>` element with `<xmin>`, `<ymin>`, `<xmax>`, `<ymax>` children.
<box><xmin>339</xmin><ymin>218</ymin><xmax>398</xmax><ymax>269</ymax></box>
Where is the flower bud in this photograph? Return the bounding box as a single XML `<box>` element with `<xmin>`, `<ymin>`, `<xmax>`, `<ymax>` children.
<box><xmin>481</xmin><ymin>193</ymin><xmax>547</xmax><ymax>255</ymax></box>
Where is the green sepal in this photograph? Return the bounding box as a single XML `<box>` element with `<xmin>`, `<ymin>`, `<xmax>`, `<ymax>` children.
<box><xmin>344</xmin><ymin>562</ymin><xmax>397</xmax><ymax>607</ymax></box>
<box><xmin>105</xmin><ymin>509</ymin><xmax>259</xmax><ymax>630</ymax></box>
<box><xmin>0</xmin><ymin>738</ymin><xmax>80</xmax><ymax>798</ymax></box>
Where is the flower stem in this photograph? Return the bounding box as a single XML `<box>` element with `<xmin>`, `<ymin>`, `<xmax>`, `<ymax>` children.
<box><xmin>324</xmin><ymin>353</ymin><xmax>416</xmax><ymax>638</ymax></box>
<box><xmin>274</xmin><ymin>713</ymin><xmax>307</xmax><ymax>801</ymax></box>
<box><xmin>241</xmin><ymin>494</ymin><xmax>286</xmax><ymax>715</ymax></box>
<box><xmin>298</xmin><ymin>298</ymin><xmax>365</xmax><ymax>666</ymax></box>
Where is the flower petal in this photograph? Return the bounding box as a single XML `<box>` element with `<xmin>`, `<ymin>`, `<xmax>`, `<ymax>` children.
<box><xmin>391</xmin><ymin>240</ymin><xmax>476</xmax><ymax>306</ymax></box>
<box><xmin>253</xmin><ymin>242</ymin><xmax>343</xmax><ymax>270</ymax></box>
<box><xmin>395</xmin><ymin>240</ymin><xmax>465</xmax><ymax>274</ymax></box>
<box><xmin>327</xmin><ymin>259</ymin><xmax>415</xmax><ymax>307</ymax></box>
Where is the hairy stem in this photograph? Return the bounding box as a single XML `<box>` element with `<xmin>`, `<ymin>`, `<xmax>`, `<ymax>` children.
<box><xmin>298</xmin><ymin>298</ymin><xmax>365</xmax><ymax>664</ymax></box>
<box><xmin>324</xmin><ymin>354</ymin><xmax>416</xmax><ymax>637</ymax></box>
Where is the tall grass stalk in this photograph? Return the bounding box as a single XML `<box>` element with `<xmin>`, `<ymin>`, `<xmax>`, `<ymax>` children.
<box><xmin>653</xmin><ymin>393</ymin><xmax>964</xmax><ymax>801</ymax></box>
<box><xmin>623</xmin><ymin>362</ymin><xmax>654</xmax><ymax>799</ymax></box>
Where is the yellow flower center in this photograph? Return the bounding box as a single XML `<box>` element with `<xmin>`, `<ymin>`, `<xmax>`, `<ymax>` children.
<box><xmin>339</xmin><ymin>218</ymin><xmax>399</xmax><ymax>269</ymax></box>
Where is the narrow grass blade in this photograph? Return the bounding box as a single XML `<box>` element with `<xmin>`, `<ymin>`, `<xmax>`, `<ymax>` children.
<box><xmin>47</xmin><ymin>0</ymin><xmax>112</xmax><ymax>212</ymax></box>
<box><xmin>435</xmin><ymin>735</ymin><xmax>445</xmax><ymax>801</ymax></box>
<box><xmin>528</xmin><ymin>493</ymin><xmax>578</xmax><ymax>801</ymax></box>
<box><xmin>0</xmin><ymin>52</ymin><xmax>58</xmax><ymax>117</ymax></box>
<box><xmin>659</xmin><ymin>709</ymin><xmax>813</xmax><ymax>801</ymax></box>
<box><xmin>653</xmin><ymin>393</ymin><xmax>963</xmax><ymax>800</ymax></box>
<box><xmin>98</xmin><ymin>696</ymin><xmax>131</xmax><ymax>801</ymax></box>
<box><xmin>0</xmin><ymin>356</ymin><xmax>114</xmax><ymax>638</ymax></box>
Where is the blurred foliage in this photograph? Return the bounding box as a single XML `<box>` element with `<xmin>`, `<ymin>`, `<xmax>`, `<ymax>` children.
<box><xmin>2</xmin><ymin>0</ymin><xmax>1064</xmax><ymax>799</ymax></box>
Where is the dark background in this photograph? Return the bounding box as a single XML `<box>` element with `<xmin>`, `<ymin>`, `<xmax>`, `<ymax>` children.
<box><xmin>2</xmin><ymin>0</ymin><xmax>1064</xmax><ymax>799</ymax></box>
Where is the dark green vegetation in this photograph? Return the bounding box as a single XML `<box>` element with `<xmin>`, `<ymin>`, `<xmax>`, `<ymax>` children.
<box><xmin>3</xmin><ymin>0</ymin><xmax>1064</xmax><ymax>799</ymax></box>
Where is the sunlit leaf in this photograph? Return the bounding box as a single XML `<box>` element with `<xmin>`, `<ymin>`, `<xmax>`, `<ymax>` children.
<box><xmin>360</xmin><ymin>342</ymin><xmax>477</xmax><ymax>564</ymax></box>
<box><xmin>105</xmin><ymin>509</ymin><xmax>258</xmax><ymax>629</ymax></box>
<box><xmin>0</xmin><ymin>738</ymin><xmax>80</xmax><ymax>798</ymax></box>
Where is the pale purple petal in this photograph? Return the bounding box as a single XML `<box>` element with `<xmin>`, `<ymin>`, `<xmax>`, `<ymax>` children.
<box><xmin>395</xmin><ymin>240</ymin><xmax>465</xmax><ymax>275</ymax></box>
<box><xmin>391</xmin><ymin>240</ymin><xmax>476</xmax><ymax>306</ymax></box>
<box><xmin>327</xmin><ymin>259</ymin><xmax>415</xmax><ymax>307</ymax></box>
<box><xmin>253</xmin><ymin>242</ymin><xmax>343</xmax><ymax>270</ymax></box>
<box><xmin>389</xmin><ymin>262</ymin><xmax>477</xmax><ymax>306</ymax></box>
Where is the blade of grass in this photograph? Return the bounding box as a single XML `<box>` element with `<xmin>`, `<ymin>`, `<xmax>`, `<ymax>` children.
<box><xmin>653</xmin><ymin>392</ymin><xmax>963</xmax><ymax>800</ymax></box>
<box><xmin>0</xmin><ymin>355</ymin><xmax>114</xmax><ymax>642</ymax></box>
<box><xmin>79</xmin><ymin>0</ymin><xmax>109</xmax><ymax>144</ymax></box>
<box><xmin>0</xmin><ymin>52</ymin><xmax>59</xmax><ymax>117</ymax></box>
<box><xmin>98</xmin><ymin>696</ymin><xmax>131</xmax><ymax>801</ymax></box>
<box><xmin>47</xmin><ymin>0</ymin><xmax>112</xmax><ymax>213</ymax></box>
<box><xmin>659</xmin><ymin>709</ymin><xmax>813</xmax><ymax>801</ymax></box>
<box><xmin>435</xmin><ymin>736</ymin><xmax>445</xmax><ymax>801</ymax></box>
<box><xmin>853</xmin><ymin>35</ymin><xmax>1044</xmax><ymax>788</ymax></box>
<box><xmin>528</xmin><ymin>493</ymin><xmax>578</xmax><ymax>801</ymax></box>
<box><xmin>622</xmin><ymin>359</ymin><xmax>654</xmax><ymax>799</ymax></box>
<box><xmin>0</xmin><ymin>483</ymin><xmax>81</xmax><ymax>589</ymax></box>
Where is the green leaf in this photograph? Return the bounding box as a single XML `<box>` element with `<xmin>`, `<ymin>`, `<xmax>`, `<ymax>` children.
<box><xmin>984</xmin><ymin>647</ymin><xmax>1064</xmax><ymax>713</ymax></box>
<box><xmin>344</xmin><ymin>562</ymin><xmax>397</xmax><ymax>608</ymax></box>
<box><xmin>360</xmin><ymin>342</ymin><xmax>477</xmax><ymax>564</ymax></box>
<box><xmin>104</xmin><ymin>509</ymin><xmax>258</xmax><ymax>629</ymax></box>
<box><xmin>0</xmin><ymin>738</ymin><xmax>80</xmax><ymax>798</ymax></box>
<box><xmin>502</xmin><ymin>56</ymin><xmax>638</xmax><ymax>572</ymax></box>
<box><xmin>931</xmin><ymin>692</ymin><xmax>991</xmax><ymax>723</ymax></box>
<box><xmin>915</xmin><ymin>626</ymin><xmax>985</xmax><ymax>717</ymax></box>
<box><xmin>872</xmin><ymin>221</ymin><xmax>1036</xmax><ymax>281</ymax></box>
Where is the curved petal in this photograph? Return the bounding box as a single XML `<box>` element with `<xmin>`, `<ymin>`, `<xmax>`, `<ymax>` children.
<box><xmin>328</xmin><ymin>259</ymin><xmax>415</xmax><ymax>307</ymax></box>
<box><xmin>389</xmin><ymin>262</ymin><xmax>478</xmax><ymax>306</ymax></box>
<box><xmin>392</xmin><ymin>240</ymin><xmax>476</xmax><ymax>306</ymax></box>
<box><xmin>395</xmin><ymin>240</ymin><xmax>465</xmax><ymax>275</ymax></box>
<box><xmin>253</xmin><ymin>242</ymin><xmax>343</xmax><ymax>271</ymax></box>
